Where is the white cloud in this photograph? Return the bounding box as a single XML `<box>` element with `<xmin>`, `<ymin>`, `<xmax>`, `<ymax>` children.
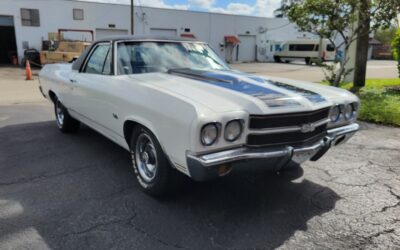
<box><xmin>209</xmin><ymin>4</ymin><xmax>254</xmax><ymax>16</ymax></box>
<box><xmin>254</xmin><ymin>0</ymin><xmax>282</xmax><ymax>17</ymax></box>
<box><xmin>136</xmin><ymin>0</ymin><xmax>189</xmax><ymax>9</ymax></box>
<box><xmin>226</xmin><ymin>3</ymin><xmax>254</xmax><ymax>15</ymax></box>
<box><xmin>208</xmin><ymin>0</ymin><xmax>280</xmax><ymax>17</ymax></box>
<box><xmin>189</xmin><ymin>0</ymin><xmax>215</xmax><ymax>9</ymax></box>
<box><xmin>79</xmin><ymin>0</ymin><xmax>281</xmax><ymax>16</ymax></box>
<box><xmin>79</xmin><ymin>0</ymin><xmax>188</xmax><ymax>10</ymax></box>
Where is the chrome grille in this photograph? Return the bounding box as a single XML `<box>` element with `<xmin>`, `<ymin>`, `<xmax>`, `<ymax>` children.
<box><xmin>249</xmin><ymin>108</ymin><xmax>330</xmax><ymax>129</ymax></box>
<box><xmin>247</xmin><ymin>108</ymin><xmax>330</xmax><ymax>147</ymax></box>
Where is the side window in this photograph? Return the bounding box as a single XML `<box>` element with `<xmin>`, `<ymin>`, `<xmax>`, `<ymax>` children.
<box><xmin>83</xmin><ymin>44</ymin><xmax>111</xmax><ymax>75</ymax></box>
<box><xmin>103</xmin><ymin>50</ymin><xmax>112</xmax><ymax>75</ymax></box>
<box><xmin>289</xmin><ymin>44</ymin><xmax>315</xmax><ymax>51</ymax></box>
<box><xmin>327</xmin><ymin>44</ymin><xmax>335</xmax><ymax>52</ymax></box>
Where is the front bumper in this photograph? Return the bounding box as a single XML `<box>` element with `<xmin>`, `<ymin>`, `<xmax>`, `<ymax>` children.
<box><xmin>186</xmin><ymin>123</ymin><xmax>359</xmax><ymax>181</ymax></box>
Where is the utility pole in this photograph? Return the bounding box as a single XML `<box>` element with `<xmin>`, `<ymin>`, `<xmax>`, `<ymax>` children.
<box><xmin>318</xmin><ymin>37</ymin><xmax>323</xmax><ymax>61</ymax></box>
<box><xmin>131</xmin><ymin>0</ymin><xmax>134</xmax><ymax>35</ymax></box>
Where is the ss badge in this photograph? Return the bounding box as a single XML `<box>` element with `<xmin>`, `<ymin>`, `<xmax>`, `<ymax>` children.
<box><xmin>300</xmin><ymin>123</ymin><xmax>316</xmax><ymax>133</ymax></box>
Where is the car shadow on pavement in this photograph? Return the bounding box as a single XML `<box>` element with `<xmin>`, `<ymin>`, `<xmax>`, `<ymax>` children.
<box><xmin>0</xmin><ymin>121</ymin><xmax>340</xmax><ymax>250</ymax></box>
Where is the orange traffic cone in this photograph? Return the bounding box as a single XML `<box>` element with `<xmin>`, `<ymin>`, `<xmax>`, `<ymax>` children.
<box><xmin>25</xmin><ymin>60</ymin><xmax>33</xmax><ymax>80</ymax></box>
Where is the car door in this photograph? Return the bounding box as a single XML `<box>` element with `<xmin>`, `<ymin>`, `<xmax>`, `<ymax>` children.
<box><xmin>69</xmin><ymin>42</ymin><xmax>122</xmax><ymax>140</ymax></box>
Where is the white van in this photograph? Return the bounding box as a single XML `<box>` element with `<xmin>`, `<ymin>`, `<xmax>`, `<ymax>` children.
<box><xmin>274</xmin><ymin>39</ymin><xmax>336</xmax><ymax>65</ymax></box>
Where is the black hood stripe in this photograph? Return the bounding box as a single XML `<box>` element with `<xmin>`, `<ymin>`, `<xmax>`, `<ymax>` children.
<box><xmin>168</xmin><ymin>69</ymin><xmax>325</xmax><ymax>107</ymax></box>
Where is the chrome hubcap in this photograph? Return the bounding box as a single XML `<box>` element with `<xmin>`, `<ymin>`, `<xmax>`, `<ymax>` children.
<box><xmin>56</xmin><ymin>102</ymin><xmax>64</xmax><ymax>126</ymax></box>
<box><xmin>135</xmin><ymin>133</ymin><xmax>157</xmax><ymax>182</ymax></box>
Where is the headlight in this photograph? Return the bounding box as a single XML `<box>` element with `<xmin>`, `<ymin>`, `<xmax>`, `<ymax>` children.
<box><xmin>224</xmin><ymin>120</ymin><xmax>243</xmax><ymax>142</ymax></box>
<box><xmin>329</xmin><ymin>106</ymin><xmax>341</xmax><ymax>122</ymax></box>
<box><xmin>344</xmin><ymin>104</ymin><xmax>354</xmax><ymax>120</ymax></box>
<box><xmin>201</xmin><ymin>123</ymin><xmax>219</xmax><ymax>146</ymax></box>
<box><xmin>344</xmin><ymin>103</ymin><xmax>358</xmax><ymax>120</ymax></box>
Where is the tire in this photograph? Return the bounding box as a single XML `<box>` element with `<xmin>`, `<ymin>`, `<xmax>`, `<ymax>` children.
<box><xmin>54</xmin><ymin>99</ymin><xmax>80</xmax><ymax>133</ymax></box>
<box><xmin>130</xmin><ymin>126</ymin><xmax>183</xmax><ymax>196</ymax></box>
<box><xmin>305</xmin><ymin>58</ymin><xmax>311</xmax><ymax>65</ymax></box>
<box><xmin>274</xmin><ymin>56</ymin><xmax>281</xmax><ymax>63</ymax></box>
<box><xmin>284</xmin><ymin>60</ymin><xmax>291</xmax><ymax>63</ymax></box>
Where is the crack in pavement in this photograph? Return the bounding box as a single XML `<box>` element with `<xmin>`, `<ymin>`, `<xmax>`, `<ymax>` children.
<box><xmin>346</xmin><ymin>143</ymin><xmax>400</xmax><ymax>153</ymax></box>
<box><xmin>322</xmin><ymin>176</ymin><xmax>379</xmax><ymax>188</ymax></box>
<box><xmin>0</xmin><ymin>164</ymin><xmax>97</xmax><ymax>186</ymax></box>
<box><xmin>62</xmin><ymin>216</ymin><xmax>135</xmax><ymax>237</ymax></box>
<box><xmin>365</xmin><ymin>228</ymin><xmax>396</xmax><ymax>241</ymax></box>
<box><xmin>380</xmin><ymin>184</ymin><xmax>400</xmax><ymax>212</ymax></box>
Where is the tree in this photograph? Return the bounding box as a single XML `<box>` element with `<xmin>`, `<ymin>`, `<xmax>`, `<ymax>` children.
<box><xmin>375</xmin><ymin>26</ymin><xmax>398</xmax><ymax>45</ymax></box>
<box><xmin>392</xmin><ymin>28</ymin><xmax>400</xmax><ymax>78</ymax></box>
<box><xmin>353</xmin><ymin>1</ymin><xmax>400</xmax><ymax>87</ymax></box>
<box><xmin>285</xmin><ymin>0</ymin><xmax>400</xmax><ymax>87</ymax></box>
<box><xmin>274</xmin><ymin>0</ymin><xmax>303</xmax><ymax>17</ymax></box>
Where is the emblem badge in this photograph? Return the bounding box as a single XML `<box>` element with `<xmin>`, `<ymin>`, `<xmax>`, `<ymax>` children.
<box><xmin>300</xmin><ymin>123</ymin><xmax>315</xmax><ymax>133</ymax></box>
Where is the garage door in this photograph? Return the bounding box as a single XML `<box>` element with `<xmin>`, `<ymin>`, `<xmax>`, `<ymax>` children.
<box><xmin>238</xmin><ymin>35</ymin><xmax>256</xmax><ymax>62</ymax></box>
<box><xmin>150</xmin><ymin>28</ymin><xmax>177</xmax><ymax>37</ymax></box>
<box><xmin>0</xmin><ymin>16</ymin><xmax>17</xmax><ymax>64</ymax></box>
<box><xmin>95</xmin><ymin>29</ymin><xmax>129</xmax><ymax>40</ymax></box>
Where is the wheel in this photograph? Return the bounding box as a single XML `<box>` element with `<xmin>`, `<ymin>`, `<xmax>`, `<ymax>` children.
<box><xmin>305</xmin><ymin>58</ymin><xmax>311</xmax><ymax>65</ymax></box>
<box><xmin>284</xmin><ymin>60</ymin><xmax>291</xmax><ymax>63</ymax></box>
<box><xmin>274</xmin><ymin>56</ymin><xmax>281</xmax><ymax>63</ymax></box>
<box><xmin>130</xmin><ymin>126</ymin><xmax>183</xmax><ymax>196</ymax></box>
<box><xmin>54</xmin><ymin>99</ymin><xmax>80</xmax><ymax>133</ymax></box>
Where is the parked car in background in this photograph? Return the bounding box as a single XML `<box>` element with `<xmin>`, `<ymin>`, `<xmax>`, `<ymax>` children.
<box><xmin>39</xmin><ymin>36</ymin><xmax>359</xmax><ymax>196</ymax></box>
<box><xmin>274</xmin><ymin>39</ymin><xmax>336</xmax><ymax>65</ymax></box>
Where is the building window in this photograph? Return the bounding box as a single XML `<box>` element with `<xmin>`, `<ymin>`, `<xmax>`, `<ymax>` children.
<box><xmin>73</xmin><ymin>9</ymin><xmax>84</xmax><ymax>20</ymax></box>
<box><xmin>21</xmin><ymin>8</ymin><xmax>40</xmax><ymax>26</ymax></box>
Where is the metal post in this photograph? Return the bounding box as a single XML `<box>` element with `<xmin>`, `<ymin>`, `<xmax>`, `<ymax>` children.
<box><xmin>318</xmin><ymin>37</ymin><xmax>323</xmax><ymax>60</ymax></box>
<box><xmin>131</xmin><ymin>0</ymin><xmax>134</xmax><ymax>35</ymax></box>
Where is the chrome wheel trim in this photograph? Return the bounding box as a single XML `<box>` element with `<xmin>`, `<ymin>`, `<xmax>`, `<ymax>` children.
<box><xmin>135</xmin><ymin>133</ymin><xmax>158</xmax><ymax>183</ymax></box>
<box><xmin>56</xmin><ymin>101</ymin><xmax>64</xmax><ymax>126</ymax></box>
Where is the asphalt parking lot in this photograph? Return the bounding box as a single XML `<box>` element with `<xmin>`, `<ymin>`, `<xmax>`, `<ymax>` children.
<box><xmin>1</xmin><ymin>64</ymin><xmax>400</xmax><ymax>249</ymax></box>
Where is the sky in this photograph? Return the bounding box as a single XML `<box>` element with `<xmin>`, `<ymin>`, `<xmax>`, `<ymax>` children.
<box><xmin>79</xmin><ymin>0</ymin><xmax>282</xmax><ymax>17</ymax></box>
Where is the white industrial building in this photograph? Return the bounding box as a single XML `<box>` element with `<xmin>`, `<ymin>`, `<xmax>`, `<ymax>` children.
<box><xmin>0</xmin><ymin>0</ymin><xmax>316</xmax><ymax>64</ymax></box>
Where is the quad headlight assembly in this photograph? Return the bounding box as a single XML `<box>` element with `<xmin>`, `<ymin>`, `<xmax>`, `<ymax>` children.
<box><xmin>329</xmin><ymin>103</ymin><xmax>358</xmax><ymax>126</ymax></box>
<box><xmin>200</xmin><ymin>119</ymin><xmax>245</xmax><ymax>146</ymax></box>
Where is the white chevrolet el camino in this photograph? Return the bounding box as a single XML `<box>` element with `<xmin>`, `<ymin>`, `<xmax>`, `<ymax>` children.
<box><xmin>39</xmin><ymin>36</ymin><xmax>360</xmax><ymax>195</ymax></box>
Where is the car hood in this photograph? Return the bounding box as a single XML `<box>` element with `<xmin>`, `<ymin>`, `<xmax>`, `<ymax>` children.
<box><xmin>128</xmin><ymin>69</ymin><xmax>358</xmax><ymax>115</ymax></box>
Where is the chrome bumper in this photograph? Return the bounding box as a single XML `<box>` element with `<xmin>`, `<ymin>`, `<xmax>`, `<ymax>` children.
<box><xmin>186</xmin><ymin>123</ymin><xmax>359</xmax><ymax>181</ymax></box>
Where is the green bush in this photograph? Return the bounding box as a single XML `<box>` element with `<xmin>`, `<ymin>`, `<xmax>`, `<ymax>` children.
<box><xmin>391</xmin><ymin>28</ymin><xmax>400</xmax><ymax>78</ymax></box>
<box><xmin>357</xmin><ymin>88</ymin><xmax>400</xmax><ymax>125</ymax></box>
<box><xmin>322</xmin><ymin>79</ymin><xmax>400</xmax><ymax>126</ymax></box>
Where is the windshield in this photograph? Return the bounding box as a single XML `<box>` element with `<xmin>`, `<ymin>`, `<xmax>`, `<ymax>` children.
<box><xmin>116</xmin><ymin>41</ymin><xmax>229</xmax><ymax>75</ymax></box>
